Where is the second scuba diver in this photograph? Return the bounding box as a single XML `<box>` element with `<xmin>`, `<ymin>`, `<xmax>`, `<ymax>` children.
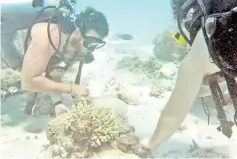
<box><xmin>137</xmin><ymin>0</ymin><xmax>237</xmax><ymax>157</ymax></box>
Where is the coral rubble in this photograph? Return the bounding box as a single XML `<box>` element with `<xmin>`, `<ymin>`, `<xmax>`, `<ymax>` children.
<box><xmin>46</xmin><ymin>100</ymin><xmax>140</xmax><ymax>158</ymax></box>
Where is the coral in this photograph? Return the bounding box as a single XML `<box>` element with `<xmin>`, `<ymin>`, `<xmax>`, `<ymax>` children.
<box><xmin>116</xmin><ymin>55</ymin><xmax>162</xmax><ymax>76</ymax></box>
<box><xmin>149</xmin><ymin>83</ymin><xmax>166</xmax><ymax>98</ymax></box>
<box><xmin>116</xmin><ymin>55</ymin><xmax>177</xmax><ymax>99</ymax></box>
<box><xmin>46</xmin><ymin>100</ymin><xmax>140</xmax><ymax>158</ymax></box>
<box><xmin>153</xmin><ymin>28</ymin><xmax>187</xmax><ymax>62</ymax></box>
<box><xmin>1</xmin><ymin>62</ymin><xmax>21</xmax><ymax>87</ymax></box>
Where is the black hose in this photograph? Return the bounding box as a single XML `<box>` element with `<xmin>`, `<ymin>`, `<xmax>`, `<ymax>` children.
<box><xmin>177</xmin><ymin>10</ymin><xmax>192</xmax><ymax>45</ymax></box>
<box><xmin>181</xmin><ymin>0</ymin><xmax>196</xmax><ymax>12</ymax></box>
<box><xmin>47</xmin><ymin>6</ymin><xmax>67</xmax><ymax>53</ymax></box>
<box><xmin>75</xmin><ymin>62</ymin><xmax>84</xmax><ymax>84</ymax></box>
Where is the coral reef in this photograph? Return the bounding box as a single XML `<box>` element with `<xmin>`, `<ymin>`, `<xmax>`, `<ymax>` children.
<box><xmin>46</xmin><ymin>100</ymin><xmax>140</xmax><ymax>158</ymax></box>
<box><xmin>91</xmin><ymin>96</ymin><xmax>128</xmax><ymax>119</ymax></box>
<box><xmin>116</xmin><ymin>55</ymin><xmax>176</xmax><ymax>98</ymax></box>
<box><xmin>153</xmin><ymin>28</ymin><xmax>187</xmax><ymax>62</ymax></box>
<box><xmin>116</xmin><ymin>55</ymin><xmax>162</xmax><ymax>76</ymax></box>
<box><xmin>1</xmin><ymin>62</ymin><xmax>21</xmax><ymax>87</ymax></box>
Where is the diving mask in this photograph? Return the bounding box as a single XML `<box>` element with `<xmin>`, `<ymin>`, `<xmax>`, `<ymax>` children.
<box><xmin>64</xmin><ymin>36</ymin><xmax>105</xmax><ymax>64</ymax></box>
<box><xmin>79</xmin><ymin>36</ymin><xmax>105</xmax><ymax>64</ymax></box>
<box><xmin>83</xmin><ymin>36</ymin><xmax>106</xmax><ymax>51</ymax></box>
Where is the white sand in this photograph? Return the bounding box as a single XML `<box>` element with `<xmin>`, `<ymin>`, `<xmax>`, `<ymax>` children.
<box><xmin>1</xmin><ymin>41</ymin><xmax>237</xmax><ymax>158</ymax></box>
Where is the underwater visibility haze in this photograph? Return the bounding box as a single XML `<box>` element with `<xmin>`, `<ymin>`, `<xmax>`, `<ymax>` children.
<box><xmin>1</xmin><ymin>0</ymin><xmax>237</xmax><ymax>158</ymax></box>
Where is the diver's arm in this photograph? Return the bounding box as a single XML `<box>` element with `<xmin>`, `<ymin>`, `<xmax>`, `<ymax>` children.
<box><xmin>21</xmin><ymin>23</ymin><xmax>71</xmax><ymax>94</ymax></box>
<box><xmin>148</xmin><ymin>30</ymin><xmax>209</xmax><ymax>150</ymax></box>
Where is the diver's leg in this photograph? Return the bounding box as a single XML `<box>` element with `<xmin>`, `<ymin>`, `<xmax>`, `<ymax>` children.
<box><xmin>148</xmin><ymin>29</ymin><xmax>220</xmax><ymax>150</ymax></box>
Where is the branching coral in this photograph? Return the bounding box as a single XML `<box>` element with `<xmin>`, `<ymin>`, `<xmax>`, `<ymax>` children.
<box><xmin>46</xmin><ymin>101</ymin><xmax>140</xmax><ymax>158</ymax></box>
<box><xmin>1</xmin><ymin>62</ymin><xmax>21</xmax><ymax>87</ymax></box>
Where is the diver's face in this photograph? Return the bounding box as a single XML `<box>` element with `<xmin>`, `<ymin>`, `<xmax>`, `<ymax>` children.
<box><xmin>63</xmin><ymin>29</ymin><xmax>105</xmax><ymax>63</ymax></box>
<box><xmin>63</xmin><ymin>30</ymin><xmax>84</xmax><ymax>62</ymax></box>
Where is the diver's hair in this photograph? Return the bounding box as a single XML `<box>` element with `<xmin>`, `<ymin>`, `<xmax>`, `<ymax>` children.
<box><xmin>75</xmin><ymin>7</ymin><xmax>109</xmax><ymax>38</ymax></box>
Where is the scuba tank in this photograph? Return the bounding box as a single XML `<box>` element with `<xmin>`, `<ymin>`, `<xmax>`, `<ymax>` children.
<box><xmin>1</xmin><ymin>0</ymin><xmax>75</xmax><ymax>69</ymax></box>
<box><xmin>1</xmin><ymin>0</ymin><xmax>59</xmax><ymax>30</ymax></box>
<box><xmin>1</xmin><ymin>0</ymin><xmax>82</xmax><ymax>100</ymax></box>
<box><xmin>1</xmin><ymin>0</ymin><xmax>58</xmax><ymax>69</ymax></box>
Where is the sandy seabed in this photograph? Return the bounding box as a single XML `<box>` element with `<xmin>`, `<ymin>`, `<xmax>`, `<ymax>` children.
<box><xmin>1</xmin><ymin>40</ymin><xmax>237</xmax><ymax>159</ymax></box>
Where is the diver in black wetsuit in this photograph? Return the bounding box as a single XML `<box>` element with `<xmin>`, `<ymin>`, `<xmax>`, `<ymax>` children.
<box><xmin>136</xmin><ymin>0</ymin><xmax>237</xmax><ymax>157</ymax></box>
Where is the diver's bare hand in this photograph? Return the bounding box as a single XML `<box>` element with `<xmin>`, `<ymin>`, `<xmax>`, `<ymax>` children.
<box><xmin>220</xmin><ymin>121</ymin><xmax>234</xmax><ymax>138</ymax></box>
<box><xmin>54</xmin><ymin>104</ymin><xmax>69</xmax><ymax>116</ymax></box>
<box><xmin>133</xmin><ymin>138</ymin><xmax>154</xmax><ymax>158</ymax></box>
<box><xmin>71</xmin><ymin>84</ymin><xmax>90</xmax><ymax>99</ymax></box>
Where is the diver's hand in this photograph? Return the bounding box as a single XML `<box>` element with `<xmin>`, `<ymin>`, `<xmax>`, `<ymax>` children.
<box><xmin>54</xmin><ymin>104</ymin><xmax>69</xmax><ymax>116</ymax></box>
<box><xmin>133</xmin><ymin>138</ymin><xmax>154</xmax><ymax>158</ymax></box>
<box><xmin>219</xmin><ymin>121</ymin><xmax>234</xmax><ymax>138</ymax></box>
<box><xmin>71</xmin><ymin>84</ymin><xmax>90</xmax><ymax>100</ymax></box>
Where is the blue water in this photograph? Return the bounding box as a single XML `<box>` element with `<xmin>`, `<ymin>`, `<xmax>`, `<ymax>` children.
<box><xmin>76</xmin><ymin>0</ymin><xmax>174</xmax><ymax>42</ymax></box>
<box><xmin>1</xmin><ymin>0</ymin><xmax>174</xmax><ymax>42</ymax></box>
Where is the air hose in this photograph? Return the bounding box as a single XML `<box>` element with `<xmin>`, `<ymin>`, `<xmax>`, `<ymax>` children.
<box><xmin>47</xmin><ymin>5</ymin><xmax>68</xmax><ymax>53</ymax></box>
<box><xmin>176</xmin><ymin>0</ymin><xmax>194</xmax><ymax>46</ymax></box>
<box><xmin>47</xmin><ymin>0</ymin><xmax>77</xmax><ymax>53</ymax></box>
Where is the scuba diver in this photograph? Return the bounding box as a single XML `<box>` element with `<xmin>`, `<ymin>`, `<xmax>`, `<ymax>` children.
<box><xmin>1</xmin><ymin>0</ymin><xmax>109</xmax><ymax>116</ymax></box>
<box><xmin>136</xmin><ymin>0</ymin><xmax>237</xmax><ymax>157</ymax></box>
